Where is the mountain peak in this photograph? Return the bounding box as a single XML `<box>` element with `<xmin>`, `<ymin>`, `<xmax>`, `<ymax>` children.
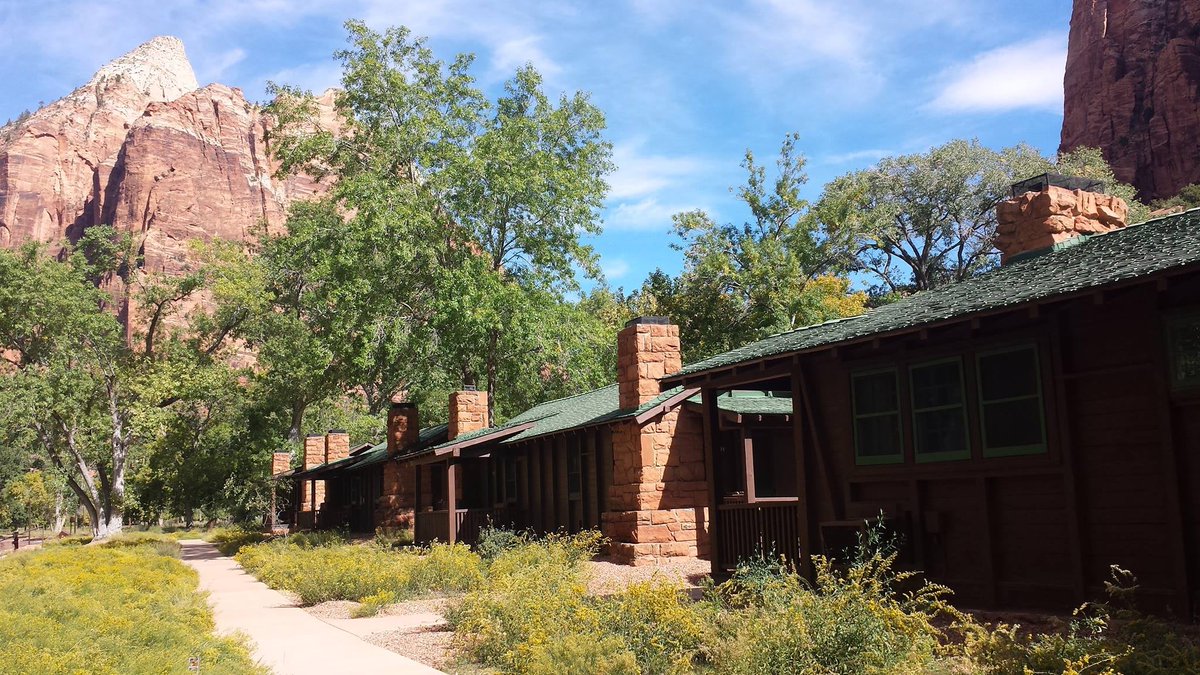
<box><xmin>88</xmin><ymin>35</ymin><xmax>198</xmax><ymax>103</ymax></box>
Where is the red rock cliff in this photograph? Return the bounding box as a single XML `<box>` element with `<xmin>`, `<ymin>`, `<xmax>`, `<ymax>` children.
<box><xmin>1060</xmin><ymin>0</ymin><xmax>1200</xmax><ymax>201</ymax></box>
<box><xmin>0</xmin><ymin>36</ymin><xmax>333</xmax><ymax>273</ymax></box>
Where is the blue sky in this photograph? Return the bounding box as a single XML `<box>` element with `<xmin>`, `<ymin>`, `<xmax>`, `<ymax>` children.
<box><xmin>0</xmin><ymin>0</ymin><xmax>1071</xmax><ymax>290</ymax></box>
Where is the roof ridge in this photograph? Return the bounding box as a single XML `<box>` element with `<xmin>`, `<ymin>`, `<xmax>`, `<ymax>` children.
<box><xmin>522</xmin><ymin>382</ymin><xmax>618</xmax><ymax>409</ymax></box>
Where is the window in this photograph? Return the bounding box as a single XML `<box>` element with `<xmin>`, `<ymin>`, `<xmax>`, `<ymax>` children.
<box><xmin>1167</xmin><ymin>313</ymin><xmax>1200</xmax><ymax>389</ymax></box>
<box><xmin>852</xmin><ymin>369</ymin><xmax>904</xmax><ymax>465</ymax></box>
<box><xmin>751</xmin><ymin>432</ymin><xmax>797</xmax><ymax>497</ymax></box>
<box><xmin>910</xmin><ymin>358</ymin><xmax>969</xmax><ymax>462</ymax></box>
<box><xmin>977</xmin><ymin>346</ymin><xmax>1046</xmax><ymax>456</ymax></box>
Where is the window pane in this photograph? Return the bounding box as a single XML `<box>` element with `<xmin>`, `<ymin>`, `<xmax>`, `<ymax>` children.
<box><xmin>854</xmin><ymin>371</ymin><xmax>898</xmax><ymax>415</ymax></box>
<box><xmin>1170</xmin><ymin>316</ymin><xmax>1200</xmax><ymax>386</ymax></box>
<box><xmin>856</xmin><ymin>414</ymin><xmax>902</xmax><ymax>458</ymax></box>
<box><xmin>911</xmin><ymin>361</ymin><xmax>963</xmax><ymax>408</ymax></box>
<box><xmin>979</xmin><ymin>349</ymin><xmax>1038</xmax><ymax>400</ymax></box>
<box><xmin>914</xmin><ymin>408</ymin><xmax>966</xmax><ymax>457</ymax></box>
<box><xmin>983</xmin><ymin>398</ymin><xmax>1043</xmax><ymax>449</ymax></box>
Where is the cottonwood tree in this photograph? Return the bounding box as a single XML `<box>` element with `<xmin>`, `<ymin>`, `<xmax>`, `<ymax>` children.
<box><xmin>638</xmin><ymin>134</ymin><xmax>865</xmax><ymax>361</ymax></box>
<box><xmin>0</xmin><ymin>238</ymin><xmax>136</xmax><ymax>537</ymax></box>
<box><xmin>263</xmin><ymin>21</ymin><xmax>614</xmax><ymax>424</ymax></box>
<box><xmin>815</xmin><ymin>140</ymin><xmax>1146</xmax><ymax>295</ymax></box>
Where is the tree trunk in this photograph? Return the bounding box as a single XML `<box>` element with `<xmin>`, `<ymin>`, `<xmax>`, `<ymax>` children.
<box><xmin>288</xmin><ymin>400</ymin><xmax>306</xmax><ymax>444</ymax></box>
<box><xmin>486</xmin><ymin>328</ymin><xmax>499</xmax><ymax>427</ymax></box>
<box><xmin>52</xmin><ymin>492</ymin><xmax>66</xmax><ymax>534</ymax></box>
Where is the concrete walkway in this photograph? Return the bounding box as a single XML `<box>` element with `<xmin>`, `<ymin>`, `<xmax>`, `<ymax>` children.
<box><xmin>181</xmin><ymin>540</ymin><xmax>443</xmax><ymax>675</ymax></box>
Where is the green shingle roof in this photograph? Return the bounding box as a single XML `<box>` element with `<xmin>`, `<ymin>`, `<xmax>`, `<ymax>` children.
<box><xmin>419</xmin><ymin>384</ymin><xmax>689</xmax><ymax>457</ymax></box>
<box><xmin>668</xmin><ymin>209</ymin><xmax>1200</xmax><ymax>380</ymax></box>
<box><xmin>297</xmin><ymin>423</ymin><xmax>449</xmax><ymax>476</ymax></box>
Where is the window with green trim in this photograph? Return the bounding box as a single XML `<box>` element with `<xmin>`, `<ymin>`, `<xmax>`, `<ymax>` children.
<box><xmin>977</xmin><ymin>346</ymin><xmax>1046</xmax><ymax>456</ymax></box>
<box><xmin>910</xmin><ymin>359</ymin><xmax>969</xmax><ymax>461</ymax></box>
<box><xmin>1167</xmin><ymin>313</ymin><xmax>1200</xmax><ymax>389</ymax></box>
<box><xmin>852</xmin><ymin>369</ymin><xmax>903</xmax><ymax>465</ymax></box>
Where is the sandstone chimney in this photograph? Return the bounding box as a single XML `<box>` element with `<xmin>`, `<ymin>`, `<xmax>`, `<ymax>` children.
<box><xmin>271</xmin><ymin>452</ymin><xmax>291</xmax><ymax>476</ymax></box>
<box><xmin>301</xmin><ymin>434</ymin><xmax>326</xmax><ymax>512</ymax></box>
<box><xmin>325</xmin><ymin>430</ymin><xmax>350</xmax><ymax>464</ymax></box>
<box><xmin>449</xmin><ymin>388</ymin><xmax>488</xmax><ymax>440</ymax></box>
<box><xmin>387</xmin><ymin>401</ymin><xmax>420</xmax><ymax>456</ymax></box>
<box><xmin>995</xmin><ymin>174</ymin><xmax>1128</xmax><ymax>264</ymax></box>
<box><xmin>617</xmin><ymin>316</ymin><xmax>682</xmax><ymax>410</ymax></box>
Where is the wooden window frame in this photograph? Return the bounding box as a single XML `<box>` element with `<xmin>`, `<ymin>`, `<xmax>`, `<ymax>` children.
<box><xmin>976</xmin><ymin>344</ymin><xmax>1047</xmax><ymax>457</ymax></box>
<box><xmin>909</xmin><ymin>356</ymin><xmax>971</xmax><ymax>463</ymax></box>
<box><xmin>1165</xmin><ymin>310</ymin><xmax>1200</xmax><ymax>391</ymax></box>
<box><xmin>851</xmin><ymin>367</ymin><xmax>905</xmax><ymax>466</ymax></box>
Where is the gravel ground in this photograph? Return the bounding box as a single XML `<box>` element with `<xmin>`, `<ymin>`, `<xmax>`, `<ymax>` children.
<box><xmin>366</xmin><ymin>624</ymin><xmax>456</xmax><ymax>671</ymax></box>
<box><xmin>305</xmin><ymin>599</ymin><xmax>359</xmax><ymax>620</ymax></box>
<box><xmin>585</xmin><ymin>555</ymin><xmax>711</xmax><ymax>596</ymax></box>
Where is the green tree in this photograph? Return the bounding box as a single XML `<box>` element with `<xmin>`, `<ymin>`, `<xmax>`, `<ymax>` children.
<box><xmin>0</xmin><ymin>470</ymin><xmax>59</xmax><ymax>530</ymax></box>
<box><xmin>817</xmin><ymin>141</ymin><xmax>1148</xmax><ymax>294</ymax></box>
<box><xmin>262</xmin><ymin>21</ymin><xmax>614</xmax><ymax>425</ymax></box>
<box><xmin>638</xmin><ymin>134</ymin><xmax>865</xmax><ymax>361</ymax></box>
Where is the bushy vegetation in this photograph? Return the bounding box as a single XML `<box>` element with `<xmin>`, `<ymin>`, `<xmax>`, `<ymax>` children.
<box><xmin>205</xmin><ymin>525</ymin><xmax>272</xmax><ymax>555</ymax></box>
<box><xmin>231</xmin><ymin>525</ymin><xmax>1199</xmax><ymax>674</ymax></box>
<box><xmin>0</xmin><ymin>539</ymin><xmax>264</xmax><ymax>674</ymax></box>
<box><xmin>235</xmin><ymin>533</ymin><xmax>483</xmax><ymax>605</ymax></box>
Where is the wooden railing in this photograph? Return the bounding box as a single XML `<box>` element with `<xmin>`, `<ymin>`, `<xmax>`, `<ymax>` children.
<box><xmin>716</xmin><ymin>498</ymin><xmax>803</xmax><ymax>570</ymax></box>
<box><xmin>415</xmin><ymin>508</ymin><xmax>496</xmax><ymax>546</ymax></box>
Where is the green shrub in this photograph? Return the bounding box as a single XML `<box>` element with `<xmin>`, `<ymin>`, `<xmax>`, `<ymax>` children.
<box><xmin>206</xmin><ymin>526</ymin><xmax>271</xmax><ymax>555</ymax></box>
<box><xmin>519</xmin><ymin>633</ymin><xmax>639</xmax><ymax>675</ymax></box>
<box><xmin>601</xmin><ymin>579</ymin><xmax>705</xmax><ymax>674</ymax></box>
<box><xmin>0</xmin><ymin>542</ymin><xmax>264</xmax><ymax>674</ymax></box>
<box><xmin>351</xmin><ymin>590</ymin><xmax>396</xmax><ymax>618</ymax></box>
<box><xmin>373</xmin><ymin>526</ymin><xmax>414</xmax><ymax>549</ymax></box>
<box><xmin>475</xmin><ymin>525</ymin><xmax>528</xmax><ymax>561</ymax></box>
<box><xmin>968</xmin><ymin>568</ymin><xmax>1200</xmax><ymax>675</ymax></box>
<box><xmin>44</xmin><ymin>534</ymin><xmax>92</xmax><ymax>547</ymax></box>
<box><xmin>449</xmin><ymin>533</ymin><xmax>599</xmax><ymax>670</ymax></box>
<box><xmin>99</xmin><ymin>532</ymin><xmax>182</xmax><ymax>558</ymax></box>
<box><xmin>706</xmin><ymin>526</ymin><xmax>962</xmax><ymax>674</ymax></box>
<box><xmin>236</xmin><ymin>537</ymin><xmax>483</xmax><ymax>606</ymax></box>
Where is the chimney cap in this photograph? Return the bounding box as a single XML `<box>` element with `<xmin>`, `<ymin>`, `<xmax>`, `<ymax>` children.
<box><xmin>326</xmin><ymin>429</ymin><xmax>347</xmax><ymax>435</ymax></box>
<box><xmin>391</xmin><ymin>401</ymin><xmax>417</xmax><ymax>410</ymax></box>
<box><xmin>624</xmin><ymin>315</ymin><xmax>671</xmax><ymax>328</ymax></box>
<box><xmin>1011</xmin><ymin>172</ymin><xmax>1105</xmax><ymax>198</ymax></box>
<box><xmin>305</xmin><ymin>433</ymin><xmax>324</xmax><ymax>438</ymax></box>
<box><xmin>462</xmin><ymin>384</ymin><xmax>478</xmax><ymax>391</ymax></box>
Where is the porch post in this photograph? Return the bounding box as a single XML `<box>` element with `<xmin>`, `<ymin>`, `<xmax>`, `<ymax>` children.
<box><xmin>447</xmin><ymin>460</ymin><xmax>459</xmax><ymax>544</ymax></box>
<box><xmin>742</xmin><ymin>431</ymin><xmax>757</xmax><ymax>503</ymax></box>
<box><xmin>701</xmin><ymin>387</ymin><xmax>721</xmax><ymax>575</ymax></box>
<box><xmin>791</xmin><ymin>361</ymin><xmax>813</xmax><ymax>579</ymax></box>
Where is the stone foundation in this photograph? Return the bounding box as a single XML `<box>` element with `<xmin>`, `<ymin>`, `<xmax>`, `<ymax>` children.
<box><xmin>602</xmin><ymin>407</ymin><xmax>710</xmax><ymax>565</ymax></box>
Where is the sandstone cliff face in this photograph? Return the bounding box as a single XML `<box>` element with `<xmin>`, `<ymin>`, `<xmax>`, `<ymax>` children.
<box><xmin>1060</xmin><ymin>0</ymin><xmax>1200</xmax><ymax>201</ymax></box>
<box><xmin>0</xmin><ymin>36</ymin><xmax>334</xmax><ymax>274</ymax></box>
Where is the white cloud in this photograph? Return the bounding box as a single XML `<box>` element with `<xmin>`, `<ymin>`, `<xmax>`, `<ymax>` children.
<box><xmin>929</xmin><ymin>33</ymin><xmax>1066</xmax><ymax>113</ymax></box>
<box><xmin>821</xmin><ymin>148</ymin><xmax>894</xmax><ymax>165</ymax></box>
<box><xmin>609</xmin><ymin>139</ymin><xmax>713</xmax><ymax>200</ymax></box>
<box><xmin>264</xmin><ymin>63</ymin><xmax>343</xmax><ymax>95</ymax></box>
<box><xmin>605</xmin><ymin>197</ymin><xmax>688</xmax><ymax>232</ymax></box>
<box><xmin>488</xmin><ymin>36</ymin><xmax>562</xmax><ymax>80</ymax></box>
<box><xmin>601</xmin><ymin>257</ymin><xmax>630</xmax><ymax>280</ymax></box>
<box><xmin>198</xmin><ymin>47</ymin><xmax>247</xmax><ymax>82</ymax></box>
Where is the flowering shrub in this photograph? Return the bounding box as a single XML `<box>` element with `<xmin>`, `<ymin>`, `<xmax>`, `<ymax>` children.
<box><xmin>236</xmin><ymin>537</ymin><xmax>482</xmax><ymax>605</ymax></box>
<box><xmin>0</xmin><ymin>541</ymin><xmax>263</xmax><ymax>674</ymax></box>
<box><xmin>206</xmin><ymin>526</ymin><xmax>271</xmax><ymax>555</ymax></box>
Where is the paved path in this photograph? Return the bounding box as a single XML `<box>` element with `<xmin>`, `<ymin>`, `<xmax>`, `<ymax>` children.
<box><xmin>180</xmin><ymin>540</ymin><xmax>443</xmax><ymax>675</ymax></box>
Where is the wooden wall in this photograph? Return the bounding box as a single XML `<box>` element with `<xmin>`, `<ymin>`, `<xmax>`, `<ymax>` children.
<box><xmin>712</xmin><ymin>275</ymin><xmax>1199</xmax><ymax>617</ymax></box>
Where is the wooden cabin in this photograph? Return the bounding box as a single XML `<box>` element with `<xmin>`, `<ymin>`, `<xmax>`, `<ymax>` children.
<box><xmin>663</xmin><ymin>185</ymin><xmax>1200</xmax><ymax>618</ymax></box>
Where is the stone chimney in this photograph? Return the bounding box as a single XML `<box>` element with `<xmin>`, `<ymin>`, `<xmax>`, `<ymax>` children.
<box><xmin>995</xmin><ymin>174</ymin><xmax>1128</xmax><ymax>264</ymax></box>
<box><xmin>271</xmin><ymin>452</ymin><xmax>291</xmax><ymax>476</ymax></box>
<box><xmin>301</xmin><ymin>434</ymin><xmax>326</xmax><ymax>512</ymax></box>
<box><xmin>325</xmin><ymin>430</ymin><xmax>350</xmax><ymax>464</ymax></box>
<box><xmin>617</xmin><ymin>316</ymin><xmax>682</xmax><ymax>410</ymax></box>
<box><xmin>387</xmin><ymin>401</ymin><xmax>420</xmax><ymax>456</ymax></box>
<box><xmin>448</xmin><ymin>388</ymin><xmax>488</xmax><ymax>440</ymax></box>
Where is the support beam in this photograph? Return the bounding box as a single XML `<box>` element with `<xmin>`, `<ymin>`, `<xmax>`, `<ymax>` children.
<box><xmin>446</xmin><ymin>461</ymin><xmax>459</xmax><ymax>544</ymax></box>
<box><xmin>701</xmin><ymin>389</ymin><xmax>721</xmax><ymax>575</ymax></box>
<box><xmin>790</xmin><ymin>367</ymin><xmax>813</xmax><ymax>579</ymax></box>
<box><xmin>743</xmin><ymin>432</ymin><xmax>757</xmax><ymax>503</ymax></box>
